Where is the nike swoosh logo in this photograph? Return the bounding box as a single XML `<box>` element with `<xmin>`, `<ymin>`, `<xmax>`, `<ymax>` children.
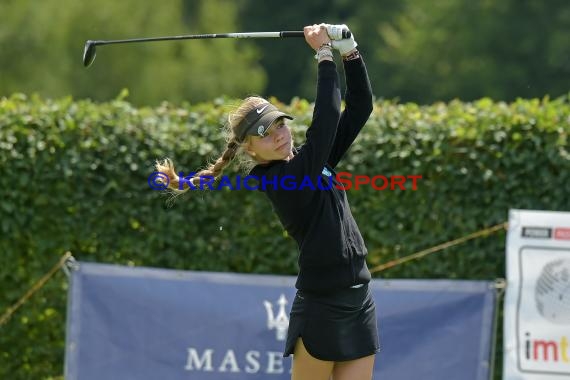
<box><xmin>256</xmin><ymin>105</ymin><xmax>269</xmax><ymax>114</ymax></box>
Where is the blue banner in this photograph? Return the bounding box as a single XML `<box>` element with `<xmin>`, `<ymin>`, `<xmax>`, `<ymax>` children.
<box><xmin>65</xmin><ymin>262</ymin><xmax>497</xmax><ymax>380</ymax></box>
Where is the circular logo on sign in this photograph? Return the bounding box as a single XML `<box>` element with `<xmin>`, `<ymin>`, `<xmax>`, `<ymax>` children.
<box><xmin>535</xmin><ymin>259</ymin><xmax>570</xmax><ymax>324</ymax></box>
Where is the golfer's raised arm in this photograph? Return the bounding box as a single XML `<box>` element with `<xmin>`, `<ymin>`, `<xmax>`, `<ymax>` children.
<box><xmin>327</xmin><ymin>28</ymin><xmax>373</xmax><ymax>169</ymax></box>
<box><xmin>284</xmin><ymin>24</ymin><xmax>341</xmax><ymax>181</ymax></box>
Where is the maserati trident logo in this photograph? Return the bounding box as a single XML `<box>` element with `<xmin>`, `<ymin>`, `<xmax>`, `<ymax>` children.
<box><xmin>263</xmin><ymin>294</ymin><xmax>289</xmax><ymax>341</ymax></box>
<box><xmin>183</xmin><ymin>293</ymin><xmax>294</xmax><ymax>375</ymax></box>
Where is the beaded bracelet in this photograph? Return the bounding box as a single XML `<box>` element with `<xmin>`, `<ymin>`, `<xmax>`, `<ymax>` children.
<box><xmin>314</xmin><ymin>42</ymin><xmax>333</xmax><ymax>61</ymax></box>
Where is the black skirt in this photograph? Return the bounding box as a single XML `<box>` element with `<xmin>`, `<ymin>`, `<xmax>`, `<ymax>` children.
<box><xmin>284</xmin><ymin>283</ymin><xmax>380</xmax><ymax>361</ymax></box>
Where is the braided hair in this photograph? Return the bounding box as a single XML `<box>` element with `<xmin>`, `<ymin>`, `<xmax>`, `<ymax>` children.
<box><xmin>155</xmin><ymin>96</ymin><xmax>267</xmax><ymax>195</ymax></box>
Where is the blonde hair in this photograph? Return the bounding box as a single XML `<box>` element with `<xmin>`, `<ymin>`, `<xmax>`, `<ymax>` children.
<box><xmin>155</xmin><ymin>96</ymin><xmax>268</xmax><ymax>197</ymax></box>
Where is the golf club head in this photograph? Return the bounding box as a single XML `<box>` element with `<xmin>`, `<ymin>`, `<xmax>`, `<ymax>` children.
<box><xmin>83</xmin><ymin>41</ymin><xmax>97</xmax><ymax>67</ymax></box>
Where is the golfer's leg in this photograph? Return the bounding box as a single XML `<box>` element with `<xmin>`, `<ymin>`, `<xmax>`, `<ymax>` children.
<box><xmin>291</xmin><ymin>338</ymin><xmax>334</xmax><ymax>380</ymax></box>
<box><xmin>332</xmin><ymin>354</ymin><xmax>375</xmax><ymax>380</ymax></box>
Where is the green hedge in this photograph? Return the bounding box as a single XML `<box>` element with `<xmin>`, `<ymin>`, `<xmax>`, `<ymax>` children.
<box><xmin>1</xmin><ymin>92</ymin><xmax>568</xmax><ymax>378</ymax></box>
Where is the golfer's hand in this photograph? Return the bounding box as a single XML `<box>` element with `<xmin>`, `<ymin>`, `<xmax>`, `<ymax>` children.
<box><xmin>304</xmin><ymin>24</ymin><xmax>332</xmax><ymax>51</ymax></box>
<box><xmin>326</xmin><ymin>24</ymin><xmax>358</xmax><ymax>56</ymax></box>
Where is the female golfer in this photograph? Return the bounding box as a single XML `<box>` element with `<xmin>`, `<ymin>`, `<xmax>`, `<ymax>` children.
<box><xmin>157</xmin><ymin>23</ymin><xmax>379</xmax><ymax>380</ymax></box>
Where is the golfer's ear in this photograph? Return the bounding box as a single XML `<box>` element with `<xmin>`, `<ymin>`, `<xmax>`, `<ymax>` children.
<box><xmin>245</xmin><ymin>140</ymin><xmax>256</xmax><ymax>157</ymax></box>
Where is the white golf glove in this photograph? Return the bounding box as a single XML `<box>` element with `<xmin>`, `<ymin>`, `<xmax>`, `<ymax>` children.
<box><xmin>326</xmin><ymin>24</ymin><xmax>358</xmax><ymax>56</ymax></box>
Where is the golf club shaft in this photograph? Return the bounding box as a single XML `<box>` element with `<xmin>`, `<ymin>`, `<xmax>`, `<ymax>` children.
<box><xmin>89</xmin><ymin>30</ymin><xmax>350</xmax><ymax>46</ymax></box>
<box><xmin>91</xmin><ymin>31</ymin><xmax>298</xmax><ymax>46</ymax></box>
<box><xmin>83</xmin><ymin>29</ymin><xmax>351</xmax><ymax>67</ymax></box>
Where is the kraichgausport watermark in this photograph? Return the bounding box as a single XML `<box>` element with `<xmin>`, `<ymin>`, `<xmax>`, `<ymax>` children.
<box><xmin>148</xmin><ymin>170</ymin><xmax>422</xmax><ymax>191</ymax></box>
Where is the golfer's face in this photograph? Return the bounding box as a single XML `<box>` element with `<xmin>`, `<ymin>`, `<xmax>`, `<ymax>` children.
<box><xmin>249</xmin><ymin>118</ymin><xmax>293</xmax><ymax>162</ymax></box>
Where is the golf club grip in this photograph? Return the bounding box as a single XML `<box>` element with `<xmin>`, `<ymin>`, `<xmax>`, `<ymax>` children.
<box><xmin>280</xmin><ymin>30</ymin><xmax>352</xmax><ymax>38</ymax></box>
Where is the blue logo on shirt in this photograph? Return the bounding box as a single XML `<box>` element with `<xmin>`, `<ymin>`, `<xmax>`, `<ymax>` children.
<box><xmin>322</xmin><ymin>167</ymin><xmax>332</xmax><ymax>177</ymax></box>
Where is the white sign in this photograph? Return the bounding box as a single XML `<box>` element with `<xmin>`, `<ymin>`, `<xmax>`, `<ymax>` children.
<box><xmin>504</xmin><ymin>209</ymin><xmax>570</xmax><ymax>379</ymax></box>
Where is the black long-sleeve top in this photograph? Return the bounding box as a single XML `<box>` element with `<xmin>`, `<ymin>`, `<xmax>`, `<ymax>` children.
<box><xmin>250</xmin><ymin>57</ymin><xmax>374</xmax><ymax>293</ymax></box>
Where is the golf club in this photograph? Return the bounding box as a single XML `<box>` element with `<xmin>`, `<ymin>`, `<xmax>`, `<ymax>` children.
<box><xmin>82</xmin><ymin>29</ymin><xmax>351</xmax><ymax>67</ymax></box>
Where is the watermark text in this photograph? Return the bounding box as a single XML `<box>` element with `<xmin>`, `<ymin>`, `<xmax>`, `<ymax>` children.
<box><xmin>148</xmin><ymin>171</ymin><xmax>422</xmax><ymax>192</ymax></box>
